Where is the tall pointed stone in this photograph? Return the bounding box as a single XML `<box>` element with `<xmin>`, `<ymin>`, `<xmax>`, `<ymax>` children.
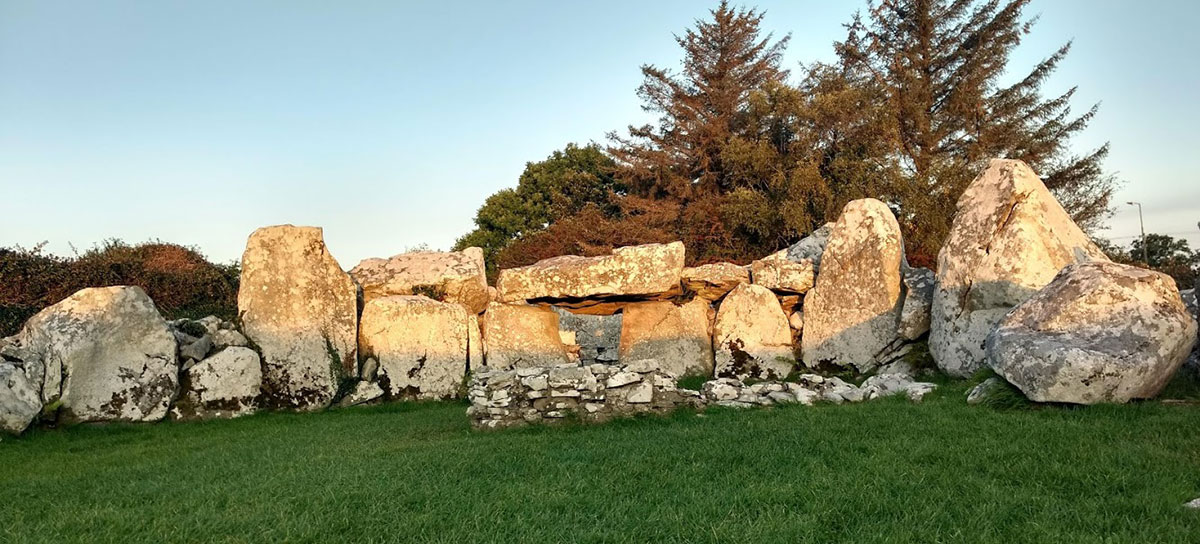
<box><xmin>238</xmin><ymin>225</ymin><xmax>357</xmax><ymax>410</ymax></box>
<box><xmin>930</xmin><ymin>160</ymin><xmax>1107</xmax><ymax>377</ymax></box>
<box><xmin>802</xmin><ymin>199</ymin><xmax>904</xmax><ymax>372</ymax></box>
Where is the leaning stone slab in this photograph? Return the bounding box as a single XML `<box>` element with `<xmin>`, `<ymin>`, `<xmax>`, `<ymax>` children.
<box><xmin>785</xmin><ymin>223</ymin><xmax>834</xmax><ymax>272</ymax></box>
<box><xmin>682</xmin><ymin>262</ymin><xmax>749</xmax><ymax>301</ymax></box>
<box><xmin>7</xmin><ymin>286</ymin><xmax>178</xmax><ymax>424</ymax></box>
<box><xmin>238</xmin><ymin>225</ymin><xmax>358</xmax><ymax>411</ymax></box>
<box><xmin>481</xmin><ymin>303</ymin><xmax>569</xmax><ymax>369</ymax></box>
<box><xmin>713</xmin><ymin>283</ymin><xmax>794</xmax><ymax>380</ymax></box>
<box><xmin>619</xmin><ymin>299</ymin><xmax>714</xmax><ymax>377</ymax></box>
<box><xmin>897</xmin><ymin>265</ymin><xmax>935</xmax><ymax>340</ymax></box>
<box><xmin>171</xmin><ymin>347</ymin><xmax>262</xmax><ymax>420</ymax></box>
<box><xmin>931</xmin><ymin>160</ymin><xmax>1107</xmax><ymax>377</ymax></box>
<box><xmin>802</xmin><ymin>199</ymin><xmax>905</xmax><ymax>372</ymax></box>
<box><xmin>350</xmin><ymin>247</ymin><xmax>489</xmax><ymax>314</ymax></box>
<box><xmin>495</xmin><ymin>242</ymin><xmax>685</xmax><ymax>304</ymax></box>
<box><xmin>359</xmin><ymin>296</ymin><xmax>470</xmax><ymax>400</ymax></box>
<box><xmin>987</xmin><ymin>261</ymin><xmax>1197</xmax><ymax>404</ymax></box>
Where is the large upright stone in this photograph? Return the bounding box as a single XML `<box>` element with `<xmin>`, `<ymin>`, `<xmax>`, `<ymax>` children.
<box><xmin>931</xmin><ymin>159</ymin><xmax>1107</xmax><ymax>377</ymax></box>
<box><xmin>359</xmin><ymin>296</ymin><xmax>470</xmax><ymax>399</ymax></box>
<box><xmin>350</xmin><ymin>247</ymin><xmax>489</xmax><ymax>314</ymax></box>
<box><xmin>481</xmin><ymin>303</ymin><xmax>569</xmax><ymax>369</ymax></box>
<box><xmin>619</xmin><ymin>298</ymin><xmax>715</xmax><ymax>377</ymax></box>
<box><xmin>802</xmin><ymin>199</ymin><xmax>904</xmax><ymax>372</ymax></box>
<box><xmin>0</xmin><ymin>362</ymin><xmax>41</xmax><ymax>435</ymax></box>
<box><xmin>987</xmin><ymin>262</ymin><xmax>1197</xmax><ymax>404</ymax></box>
<box><xmin>682</xmin><ymin>263</ymin><xmax>749</xmax><ymax>301</ymax></box>
<box><xmin>4</xmin><ymin>286</ymin><xmax>178</xmax><ymax>425</ymax></box>
<box><xmin>238</xmin><ymin>225</ymin><xmax>357</xmax><ymax>411</ymax></box>
<box><xmin>713</xmin><ymin>284</ymin><xmax>794</xmax><ymax>380</ymax></box>
<box><xmin>495</xmin><ymin>242</ymin><xmax>685</xmax><ymax>305</ymax></box>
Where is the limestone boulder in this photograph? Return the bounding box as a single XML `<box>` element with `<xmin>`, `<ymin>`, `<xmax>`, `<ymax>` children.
<box><xmin>802</xmin><ymin>199</ymin><xmax>905</xmax><ymax>372</ymax></box>
<box><xmin>359</xmin><ymin>296</ymin><xmax>470</xmax><ymax>399</ymax></box>
<box><xmin>554</xmin><ymin>308</ymin><xmax>621</xmax><ymax>364</ymax></box>
<box><xmin>1181</xmin><ymin>289</ymin><xmax>1198</xmax><ymax>371</ymax></box>
<box><xmin>495</xmin><ymin>242</ymin><xmax>685</xmax><ymax>305</ymax></box>
<box><xmin>171</xmin><ymin>347</ymin><xmax>262</xmax><ymax>420</ymax></box>
<box><xmin>619</xmin><ymin>299</ymin><xmax>715</xmax><ymax>377</ymax></box>
<box><xmin>931</xmin><ymin>160</ymin><xmax>1107</xmax><ymax>377</ymax></box>
<box><xmin>713</xmin><ymin>284</ymin><xmax>794</xmax><ymax>380</ymax></box>
<box><xmin>0</xmin><ymin>362</ymin><xmax>41</xmax><ymax>435</ymax></box>
<box><xmin>682</xmin><ymin>263</ymin><xmax>749</xmax><ymax>301</ymax></box>
<box><xmin>785</xmin><ymin>223</ymin><xmax>834</xmax><ymax>272</ymax></box>
<box><xmin>350</xmin><ymin>247</ymin><xmax>489</xmax><ymax>314</ymax></box>
<box><xmin>5</xmin><ymin>286</ymin><xmax>178</xmax><ymax>424</ymax></box>
<box><xmin>750</xmin><ymin>256</ymin><xmax>814</xmax><ymax>294</ymax></box>
<box><xmin>238</xmin><ymin>225</ymin><xmax>358</xmax><ymax>411</ymax></box>
<box><xmin>986</xmin><ymin>262</ymin><xmax>1197</xmax><ymax>404</ymax></box>
<box><xmin>481</xmin><ymin>303</ymin><xmax>569</xmax><ymax>369</ymax></box>
<box><xmin>898</xmin><ymin>265</ymin><xmax>935</xmax><ymax>340</ymax></box>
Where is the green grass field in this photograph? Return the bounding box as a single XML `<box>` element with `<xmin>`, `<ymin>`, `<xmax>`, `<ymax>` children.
<box><xmin>2</xmin><ymin>384</ymin><xmax>1199</xmax><ymax>543</ymax></box>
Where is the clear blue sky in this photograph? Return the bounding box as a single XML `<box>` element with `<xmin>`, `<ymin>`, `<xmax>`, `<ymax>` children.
<box><xmin>2</xmin><ymin>0</ymin><xmax>1198</xmax><ymax>266</ymax></box>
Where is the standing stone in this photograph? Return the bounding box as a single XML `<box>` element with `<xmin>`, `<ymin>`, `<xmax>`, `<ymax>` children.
<box><xmin>238</xmin><ymin>225</ymin><xmax>357</xmax><ymax>411</ymax></box>
<box><xmin>681</xmin><ymin>263</ymin><xmax>749</xmax><ymax>301</ymax></box>
<box><xmin>785</xmin><ymin>223</ymin><xmax>834</xmax><ymax>271</ymax></box>
<box><xmin>619</xmin><ymin>299</ymin><xmax>714</xmax><ymax>377</ymax></box>
<box><xmin>986</xmin><ymin>262</ymin><xmax>1197</xmax><ymax>404</ymax></box>
<box><xmin>349</xmin><ymin>247</ymin><xmax>490</xmax><ymax>314</ymax></box>
<box><xmin>750</xmin><ymin>256</ymin><xmax>814</xmax><ymax>294</ymax></box>
<box><xmin>713</xmin><ymin>284</ymin><xmax>794</xmax><ymax>380</ymax></box>
<box><xmin>802</xmin><ymin>199</ymin><xmax>905</xmax><ymax>372</ymax></box>
<box><xmin>554</xmin><ymin>308</ymin><xmax>622</xmax><ymax>364</ymax></box>
<box><xmin>171</xmin><ymin>347</ymin><xmax>262</xmax><ymax>420</ymax></box>
<box><xmin>897</xmin><ymin>265</ymin><xmax>935</xmax><ymax>340</ymax></box>
<box><xmin>481</xmin><ymin>303</ymin><xmax>569</xmax><ymax>369</ymax></box>
<box><xmin>496</xmin><ymin>242</ymin><xmax>685</xmax><ymax>303</ymax></box>
<box><xmin>6</xmin><ymin>286</ymin><xmax>178</xmax><ymax>424</ymax></box>
<box><xmin>359</xmin><ymin>296</ymin><xmax>470</xmax><ymax>399</ymax></box>
<box><xmin>0</xmin><ymin>362</ymin><xmax>41</xmax><ymax>435</ymax></box>
<box><xmin>931</xmin><ymin>160</ymin><xmax>1107</xmax><ymax>377</ymax></box>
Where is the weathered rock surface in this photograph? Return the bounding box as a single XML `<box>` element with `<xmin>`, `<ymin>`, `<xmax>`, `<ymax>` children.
<box><xmin>713</xmin><ymin>284</ymin><xmax>794</xmax><ymax>380</ymax></box>
<box><xmin>931</xmin><ymin>160</ymin><xmax>1107</xmax><ymax>377</ymax></box>
<box><xmin>350</xmin><ymin>247</ymin><xmax>489</xmax><ymax>314</ymax></box>
<box><xmin>898</xmin><ymin>265</ymin><xmax>935</xmax><ymax>340</ymax></box>
<box><xmin>966</xmin><ymin>377</ymin><xmax>1006</xmax><ymax>405</ymax></box>
<box><xmin>987</xmin><ymin>261</ymin><xmax>1197</xmax><ymax>404</ymax></box>
<box><xmin>1181</xmin><ymin>288</ymin><xmax>1198</xmax><ymax>371</ymax></box>
<box><xmin>619</xmin><ymin>299</ymin><xmax>714</xmax><ymax>377</ymax></box>
<box><xmin>172</xmin><ymin>347</ymin><xmax>262</xmax><ymax>420</ymax></box>
<box><xmin>481</xmin><ymin>303</ymin><xmax>569</xmax><ymax>369</ymax></box>
<box><xmin>554</xmin><ymin>308</ymin><xmax>621</xmax><ymax>365</ymax></box>
<box><xmin>802</xmin><ymin>199</ymin><xmax>905</xmax><ymax>372</ymax></box>
<box><xmin>5</xmin><ymin>286</ymin><xmax>178</xmax><ymax>425</ymax></box>
<box><xmin>495</xmin><ymin>242</ymin><xmax>685</xmax><ymax>305</ymax></box>
<box><xmin>750</xmin><ymin>256</ymin><xmax>814</xmax><ymax>294</ymax></box>
<box><xmin>359</xmin><ymin>296</ymin><xmax>470</xmax><ymax>399</ymax></box>
<box><xmin>238</xmin><ymin>225</ymin><xmax>357</xmax><ymax>411</ymax></box>
<box><xmin>0</xmin><ymin>362</ymin><xmax>41</xmax><ymax>434</ymax></box>
<box><xmin>681</xmin><ymin>263</ymin><xmax>749</xmax><ymax>301</ymax></box>
<box><xmin>785</xmin><ymin>223</ymin><xmax>834</xmax><ymax>271</ymax></box>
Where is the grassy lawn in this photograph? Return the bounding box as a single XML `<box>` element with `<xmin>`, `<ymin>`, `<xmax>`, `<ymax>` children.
<box><xmin>2</xmin><ymin>384</ymin><xmax>1199</xmax><ymax>543</ymax></box>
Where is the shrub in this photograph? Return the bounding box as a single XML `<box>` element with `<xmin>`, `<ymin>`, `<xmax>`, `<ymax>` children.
<box><xmin>0</xmin><ymin>240</ymin><xmax>239</xmax><ymax>336</ymax></box>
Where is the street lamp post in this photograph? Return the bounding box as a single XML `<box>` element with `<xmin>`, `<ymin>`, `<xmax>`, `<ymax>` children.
<box><xmin>1127</xmin><ymin>201</ymin><xmax>1148</xmax><ymax>265</ymax></box>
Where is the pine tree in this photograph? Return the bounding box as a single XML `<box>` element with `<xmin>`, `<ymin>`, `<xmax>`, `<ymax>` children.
<box><xmin>608</xmin><ymin>1</ymin><xmax>790</xmax><ymax>200</ymax></box>
<box><xmin>834</xmin><ymin>0</ymin><xmax>1117</xmax><ymax>264</ymax></box>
